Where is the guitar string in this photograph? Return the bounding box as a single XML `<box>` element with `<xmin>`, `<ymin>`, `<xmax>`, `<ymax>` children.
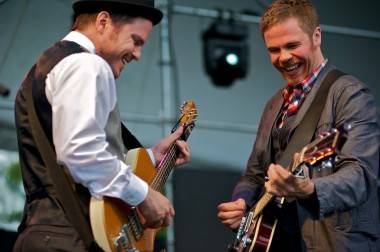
<box><xmin>151</xmin><ymin>145</ymin><xmax>176</xmax><ymax>190</ymax></box>
<box><xmin>153</xmin><ymin>126</ymin><xmax>191</xmax><ymax>188</ymax></box>
<box><xmin>152</xmin><ymin>145</ymin><xmax>176</xmax><ymax>191</ymax></box>
<box><xmin>151</xmin><ymin>126</ymin><xmax>193</xmax><ymax>191</ymax></box>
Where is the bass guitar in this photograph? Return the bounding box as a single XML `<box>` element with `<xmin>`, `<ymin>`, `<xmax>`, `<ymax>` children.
<box><xmin>229</xmin><ymin>128</ymin><xmax>341</xmax><ymax>252</ymax></box>
<box><xmin>90</xmin><ymin>101</ymin><xmax>197</xmax><ymax>252</ymax></box>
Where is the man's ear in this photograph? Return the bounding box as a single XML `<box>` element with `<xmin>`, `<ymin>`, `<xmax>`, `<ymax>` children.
<box><xmin>313</xmin><ymin>26</ymin><xmax>322</xmax><ymax>46</ymax></box>
<box><xmin>95</xmin><ymin>11</ymin><xmax>111</xmax><ymax>34</ymax></box>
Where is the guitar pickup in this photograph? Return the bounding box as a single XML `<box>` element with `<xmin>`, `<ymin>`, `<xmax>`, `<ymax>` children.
<box><xmin>115</xmin><ymin>224</ymin><xmax>140</xmax><ymax>252</ymax></box>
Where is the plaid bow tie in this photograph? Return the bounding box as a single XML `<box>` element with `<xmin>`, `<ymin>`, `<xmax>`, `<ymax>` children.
<box><xmin>277</xmin><ymin>83</ymin><xmax>308</xmax><ymax>128</ymax></box>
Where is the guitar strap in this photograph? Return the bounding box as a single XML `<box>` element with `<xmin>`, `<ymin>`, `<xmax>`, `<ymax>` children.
<box><xmin>277</xmin><ymin>69</ymin><xmax>345</xmax><ymax>169</ymax></box>
<box><xmin>121</xmin><ymin>122</ymin><xmax>143</xmax><ymax>149</ymax></box>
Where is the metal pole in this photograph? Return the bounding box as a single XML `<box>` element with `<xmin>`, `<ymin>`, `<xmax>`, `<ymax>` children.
<box><xmin>158</xmin><ymin>0</ymin><xmax>177</xmax><ymax>251</ymax></box>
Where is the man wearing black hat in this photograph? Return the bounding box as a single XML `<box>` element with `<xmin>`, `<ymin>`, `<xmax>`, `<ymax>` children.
<box><xmin>13</xmin><ymin>0</ymin><xmax>190</xmax><ymax>251</ymax></box>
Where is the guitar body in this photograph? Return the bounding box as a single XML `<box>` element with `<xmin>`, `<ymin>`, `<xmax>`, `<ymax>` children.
<box><xmin>246</xmin><ymin>214</ymin><xmax>277</xmax><ymax>252</ymax></box>
<box><xmin>90</xmin><ymin>148</ymin><xmax>158</xmax><ymax>252</ymax></box>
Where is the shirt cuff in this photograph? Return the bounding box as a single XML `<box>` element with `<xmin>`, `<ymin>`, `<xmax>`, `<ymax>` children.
<box><xmin>121</xmin><ymin>168</ymin><xmax>149</xmax><ymax>206</ymax></box>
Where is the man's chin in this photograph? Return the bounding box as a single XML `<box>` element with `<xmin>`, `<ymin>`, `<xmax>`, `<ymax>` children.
<box><xmin>282</xmin><ymin>71</ymin><xmax>304</xmax><ymax>85</ymax></box>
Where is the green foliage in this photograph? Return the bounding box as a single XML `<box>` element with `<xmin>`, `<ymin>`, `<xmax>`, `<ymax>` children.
<box><xmin>5</xmin><ymin>211</ymin><xmax>23</xmax><ymax>222</ymax></box>
<box><xmin>0</xmin><ymin>161</ymin><xmax>24</xmax><ymax>226</ymax></box>
<box><xmin>5</xmin><ymin>162</ymin><xmax>22</xmax><ymax>185</ymax></box>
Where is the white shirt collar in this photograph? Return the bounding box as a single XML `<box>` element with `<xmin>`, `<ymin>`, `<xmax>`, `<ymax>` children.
<box><xmin>62</xmin><ymin>31</ymin><xmax>96</xmax><ymax>54</ymax></box>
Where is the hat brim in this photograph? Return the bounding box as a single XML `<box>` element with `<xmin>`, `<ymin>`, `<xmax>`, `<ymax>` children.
<box><xmin>73</xmin><ymin>1</ymin><xmax>163</xmax><ymax>25</ymax></box>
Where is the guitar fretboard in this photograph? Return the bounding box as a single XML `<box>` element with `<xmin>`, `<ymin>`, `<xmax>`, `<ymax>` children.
<box><xmin>252</xmin><ymin>192</ymin><xmax>273</xmax><ymax>219</ymax></box>
<box><xmin>151</xmin><ymin>125</ymin><xmax>193</xmax><ymax>191</ymax></box>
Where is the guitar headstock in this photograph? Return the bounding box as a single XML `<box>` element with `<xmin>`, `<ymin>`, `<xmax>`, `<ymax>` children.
<box><xmin>179</xmin><ymin>100</ymin><xmax>198</xmax><ymax>127</ymax></box>
<box><xmin>171</xmin><ymin>100</ymin><xmax>197</xmax><ymax>141</ymax></box>
<box><xmin>300</xmin><ymin>129</ymin><xmax>340</xmax><ymax>166</ymax></box>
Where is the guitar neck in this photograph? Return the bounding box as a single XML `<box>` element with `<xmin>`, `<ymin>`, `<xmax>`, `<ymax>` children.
<box><xmin>252</xmin><ymin>192</ymin><xmax>274</xmax><ymax>219</ymax></box>
<box><xmin>151</xmin><ymin>125</ymin><xmax>193</xmax><ymax>191</ymax></box>
<box><xmin>251</xmin><ymin>154</ymin><xmax>303</xmax><ymax>218</ymax></box>
<box><xmin>151</xmin><ymin>144</ymin><xmax>177</xmax><ymax>191</ymax></box>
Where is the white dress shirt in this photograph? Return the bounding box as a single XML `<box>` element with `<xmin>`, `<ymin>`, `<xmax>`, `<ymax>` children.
<box><xmin>45</xmin><ymin>31</ymin><xmax>149</xmax><ymax>206</ymax></box>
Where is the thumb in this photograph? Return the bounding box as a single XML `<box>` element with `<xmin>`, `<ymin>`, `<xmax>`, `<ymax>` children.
<box><xmin>293</xmin><ymin>152</ymin><xmax>300</xmax><ymax>162</ymax></box>
<box><xmin>235</xmin><ymin>198</ymin><xmax>246</xmax><ymax>210</ymax></box>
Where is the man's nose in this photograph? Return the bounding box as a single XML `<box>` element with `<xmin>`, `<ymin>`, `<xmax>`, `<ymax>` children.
<box><xmin>279</xmin><ymin>49</ymin><xmax>292</xmax><ymax>63</ymax></box>
<box><xmin>133</xmin><ymin>49</ymin><xmax>141</xmax><ymax>61</ymax></box>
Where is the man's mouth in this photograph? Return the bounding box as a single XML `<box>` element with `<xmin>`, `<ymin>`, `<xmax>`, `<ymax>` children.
<box><xmin>122</xmin><ymin>57</ymin><xmax>128</xmax><ymax>66</ymax></box>
<box><xmin>283</xmin><ymin>63</ymin><xmax>301</xmax><ymax>72</ymax></box>
<box><xmin>122</xmin><ymin>55</ymin><xmax>132</xmax><ymax>66</ymax></box>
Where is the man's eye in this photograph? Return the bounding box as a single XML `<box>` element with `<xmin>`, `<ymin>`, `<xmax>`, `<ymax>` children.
<box><xmin>287</xmin><ymin>43</ymin><xmax>299</xmax><ymax>49</ymax></box>
<box><xmin>268</xmin><ymin>48</ymin><xmax>280</xmax><ymax>53</ymax></box>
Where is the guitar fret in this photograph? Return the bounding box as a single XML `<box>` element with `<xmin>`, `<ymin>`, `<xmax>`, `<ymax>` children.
<box><xmin>152</xmin><ymin>127</ymin><xmax>194</xmax><ymax>192</ymax></box>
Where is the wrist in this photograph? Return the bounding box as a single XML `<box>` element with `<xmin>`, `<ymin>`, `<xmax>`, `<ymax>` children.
<box><xmin>301</xmin><ymin>181</ymin><xmax>315</xmax><ymax>199</ymax></box>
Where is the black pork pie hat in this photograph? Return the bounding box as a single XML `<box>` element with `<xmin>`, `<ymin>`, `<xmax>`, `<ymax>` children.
<box><xmin>73</xmin><ymin>0</ymin><xmax>163</xmax><ymax>25</ymax></box>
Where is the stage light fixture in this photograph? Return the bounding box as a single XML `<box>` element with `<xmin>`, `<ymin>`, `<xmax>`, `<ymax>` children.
<box><xmin>202</xmin><ymin>21</ymin><xmax>249</xmax><ymax>87</ymax></box>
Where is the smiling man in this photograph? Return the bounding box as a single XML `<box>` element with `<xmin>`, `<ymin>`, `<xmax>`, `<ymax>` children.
<box><xmin>218</xmin><ymin>0</ymin><xmax>379</xmax><ymax>251</ymax></box>
<box><xmin>13</xmin><ymin>0</ymin><xmax>191</xmax><ymax>251</ymax></box>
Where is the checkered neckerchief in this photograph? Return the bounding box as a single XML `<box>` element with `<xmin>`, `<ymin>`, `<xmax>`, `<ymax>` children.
<box><xmin>277</xmin><ymin>59</ymin><xmax>328</xmax><ymax>129</ymax></box>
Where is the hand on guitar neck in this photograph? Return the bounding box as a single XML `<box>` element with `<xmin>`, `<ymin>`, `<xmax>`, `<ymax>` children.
<box><xmin>152</xmin><ymin>125</ymin><xmax>191</xmax><ymax>167</ymax></box>
<box><xmin>265</xmin><ymin>157</ymin><xmax>315</xmax><ymax>199</ymax></box>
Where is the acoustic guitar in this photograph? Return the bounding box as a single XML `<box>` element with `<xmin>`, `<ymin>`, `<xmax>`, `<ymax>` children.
<box><xmin>90</xmin><ymin>101</ymin><xmax>197</xmax><ymax>252</ymax></box>
<box><xmin>228</xmin><ymin>128</ymin><xmax>341</xmax><ymax>252</ymax></box>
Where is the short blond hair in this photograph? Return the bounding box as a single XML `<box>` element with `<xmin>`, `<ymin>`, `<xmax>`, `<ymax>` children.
<box><xmin>260</xmin><ymin>0</ymin><xmax>319</xmax><ymax>38</ymax></box>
